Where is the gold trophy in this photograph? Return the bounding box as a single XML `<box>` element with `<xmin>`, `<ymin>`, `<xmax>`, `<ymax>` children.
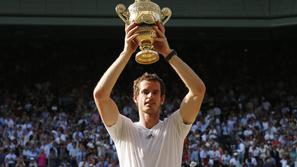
<box><xmin>115</xmin><ymin>0</ymin><xmax>172</xmax><ymax>64</ymax></box>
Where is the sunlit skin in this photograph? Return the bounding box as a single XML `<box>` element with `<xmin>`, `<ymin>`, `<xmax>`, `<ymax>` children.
<box><xmin>133</xmin><ymin>80</ymin><xmax>165</xmax><ymax>128</ymax></box>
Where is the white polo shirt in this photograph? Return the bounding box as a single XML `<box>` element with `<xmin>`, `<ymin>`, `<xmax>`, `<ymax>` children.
<box><xmin>106</xmin><ymin>110</ymin><xmax>191</xmax><ymax>167</ymax></box>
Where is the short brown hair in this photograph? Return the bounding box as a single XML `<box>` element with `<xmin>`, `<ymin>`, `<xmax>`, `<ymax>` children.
<box><xmin>133</xmin><ymin>72</ymin><xmax>166</xmax><ymax>97</ymax></box>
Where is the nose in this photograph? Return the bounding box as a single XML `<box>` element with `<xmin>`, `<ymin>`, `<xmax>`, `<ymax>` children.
<box><xmin>147</xmin><ymin>92</ymin><xmax>156</xmax><ymax>99</ymax></box>
<box><xmin>147</xmin><ymin>92</ymin><xmax>153</xmax><ymax>98</ymax></box>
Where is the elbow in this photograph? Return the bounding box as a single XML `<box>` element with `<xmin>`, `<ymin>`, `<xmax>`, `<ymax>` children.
<box><xmin>93</xmin><ymin>87</ymin><xmax>108</xmax><ymax>100</ymax></box>
<box><xmin>200</xmin><ymin>82</ymin><xmax>206</xmax><ymax>95</ymax></box>
<box><xmin>93</xmin><ymin>89</ymin><xmax>100</xmax><ymax>99</ymax></box>
<box><xmin>192</xmin><ymin>82</ymin><xmax>206</xmax><ymax>97</ymax></box>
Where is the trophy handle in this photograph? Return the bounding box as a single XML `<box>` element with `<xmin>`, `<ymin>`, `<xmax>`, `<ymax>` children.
<box><xmin>115</xmin><ymin>4</ymin><xmax>129</xmax><ymax>24</ymax></box>
<box><xmin>161</xmin><ymin>7</ymin><xmax>172</xmax><ymax>24</ymax></box>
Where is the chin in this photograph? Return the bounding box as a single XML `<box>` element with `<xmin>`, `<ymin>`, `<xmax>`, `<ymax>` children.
<box><xmin>143</xmin><ymin>108</ymin><xmax>159</xmax><ymax>114</ymax></box>
<box><xmin>143</xmin><ymin>109</ymin><xmax>153</xmax><ymax>114</ymax></box>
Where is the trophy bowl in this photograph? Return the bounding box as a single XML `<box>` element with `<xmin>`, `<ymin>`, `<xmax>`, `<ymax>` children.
<box><xmin>115</xmin><ymin>0</ymin><xmax>172</xmax><ymax>64</ymax></box>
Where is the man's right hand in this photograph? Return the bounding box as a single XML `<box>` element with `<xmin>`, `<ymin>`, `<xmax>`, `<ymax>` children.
<box><xmin>123</xmin><ymin>22</ymin><xmax>139</xmax><ymax>55</ymax></box>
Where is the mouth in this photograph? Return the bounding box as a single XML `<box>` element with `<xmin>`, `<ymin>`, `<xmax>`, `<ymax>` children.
<box><xmin>145</xmin><ymin>101</ymin><xmax>154</xmax><ymax>106</ymax></box>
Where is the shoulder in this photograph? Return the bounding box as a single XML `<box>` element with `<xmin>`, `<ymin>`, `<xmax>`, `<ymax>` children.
<box><xmin>165</xmin><ymin>109</ymin><xmax>184</xmax><ymax>123</ymax></box>
<box><xmin>163</xmin><ymin>110</ymin><xmax>192</xmax><ymax>138</ymax></box>
<box><xmin>105</xmin><ymin>114</ymin><xmax>136</xmax><ymax>140</ymax></box>
<box><xmin>106</xmin><ymin>114</ymin><xmax>135</xmax><ymax>130</ymax></box>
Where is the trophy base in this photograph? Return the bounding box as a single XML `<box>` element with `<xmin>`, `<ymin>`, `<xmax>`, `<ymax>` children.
<box><xmin>135</xmin><ymin>50</ymin><xmax>159</xmax><ymax>65</ymax></box>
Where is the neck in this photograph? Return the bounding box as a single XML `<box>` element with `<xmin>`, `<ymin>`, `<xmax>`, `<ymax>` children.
<box><xmin>139</xmin><ymin>112</ymin><xmax>160</xmax><ymax>129</ymax></box>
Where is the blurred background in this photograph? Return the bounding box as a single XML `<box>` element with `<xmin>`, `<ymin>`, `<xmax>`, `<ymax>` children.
<box><xmin>1</xmin><ymin>0</ymin><xmax>297</xmax><ymax>166</ymax></box>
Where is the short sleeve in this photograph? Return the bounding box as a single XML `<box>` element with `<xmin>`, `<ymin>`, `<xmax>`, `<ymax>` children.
<box><xmin>105</xmin><ymin>114</ymin><xmax>133</xmax><ymax>142</ymax></box>
<box><xmin>167</xmin><ymin>110</ymin><xmax>192</xmax><ymax>139</ymax></box>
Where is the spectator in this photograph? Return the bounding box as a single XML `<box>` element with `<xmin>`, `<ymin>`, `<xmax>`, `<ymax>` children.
<box><xmin>37</xmin><ymin>149</ymin><xmax>46</xmax><ymax>167</ymax></box>
<box><xmin>4</xmin><ymin>149</ymin><xmax>16</xmax><ymax>167</ymax></box>
<box><xmin>15</xmin><ymin>156</ymin><xmax>26</xmax><ymax>167</ymax></box>
<box><xmin>28</xmin><ymin>157</ymin><xmax>38</xmax><ymax>167</ymax></box>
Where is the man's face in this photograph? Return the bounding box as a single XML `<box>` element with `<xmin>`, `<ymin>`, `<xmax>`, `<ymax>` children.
<box><xmin>134</xmin><ymin>80</ymin><xmax>165</xmax><ymax>115</ymax></box>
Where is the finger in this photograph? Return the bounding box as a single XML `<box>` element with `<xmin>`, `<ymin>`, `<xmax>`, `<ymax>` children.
<box><xmin>127</xmin><ymin>34</ymin><xmax>139</xmax><ymax>42</ymax></box>
<box><xmin>153</xmin><ymin>26</ymin><xmax>165</xmax><ymax>38</ymax></box>
<box><xmin>156</xmin><ymin>21</ymin><xmax>165</xmax><ymax>34</ymax></box>
<box><xmin>131</xmin><ymin>39</ymin><xmax>138</xmax><ymax>46</ymax></box>
<box><xmin>127</xmin><ymin>26</ymin><xmax>139</xmax><ymax>38</ymax></box>
<box><xmin>154</xmin><ymin>38</ymin><xmax>166</xmax><ymax>42</ymax></box>
<box><xmin>125</xmin><ymin>22</ymin><xmax>137</xmax><ymax>31</ymax></box>
<box><xmin>125</xmin><ymin>22</ymin><xmax>138</xmax><ymax>33</ymax></box>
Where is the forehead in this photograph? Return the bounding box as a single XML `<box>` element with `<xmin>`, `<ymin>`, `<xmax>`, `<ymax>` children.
<box><xmin>139</xmin><ymin>80</ymin><xmax>161</xmax><ymax>90</ymax></box>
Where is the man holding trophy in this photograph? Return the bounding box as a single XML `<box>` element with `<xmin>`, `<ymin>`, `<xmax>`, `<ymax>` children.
<box><xmin>93</xmin><ymin>0</ymin><xmax>206</xmax><ymax>166</ymax></box>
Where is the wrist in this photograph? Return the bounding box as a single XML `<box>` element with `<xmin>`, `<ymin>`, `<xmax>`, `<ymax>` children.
<box><xmin>163</xmin><ymin>49</ymin><xmax>172</xmax><ymax>57</ymax></box>
<box><xmin>121</xmin><ymin>49</ymin><xmax>134</xmax><ymax>57</ymax></box>
<box><xmin>165</xmin><ymin>49</ymin><xmax>177</xmax><ymax>62</ymax></box>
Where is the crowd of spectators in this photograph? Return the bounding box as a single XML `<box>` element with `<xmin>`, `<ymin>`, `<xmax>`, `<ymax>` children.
<box><xmin>1</xmin><ymin>39</ymin><xmax>297</xmax><ymax>167</ymax></box>
<box><xmin>184</xmin><ymin>79</ymin><xmax>297</xmax><ymax>167</ymax></box>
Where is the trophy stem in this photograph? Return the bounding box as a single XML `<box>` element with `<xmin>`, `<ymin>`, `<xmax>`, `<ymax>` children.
<box><xmin>135</xmin><ymin>50</ymin><xmax>159</xmax><ymax>65</ymax></box>
<box><xmin>139</xmin><ymin>42</ymin><xmax>153</xmax><ymax>50</ymax></box>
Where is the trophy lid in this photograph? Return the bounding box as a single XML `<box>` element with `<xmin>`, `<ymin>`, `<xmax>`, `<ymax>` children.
<box><xmin>128</xmin><ymin>0</ymin><xmax>160</xmax><ymax>13</ymax></box>
<box><xmin>128</xmin><ymin>0</ymin><xmax>161</xmax><ymax>23</ymax></box>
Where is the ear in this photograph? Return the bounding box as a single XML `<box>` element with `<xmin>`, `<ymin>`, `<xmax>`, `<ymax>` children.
<box><xmin>133</xmin><ymin>95</ymin><xmax>138</xmax><ymax>104</ymax></box>
<box><xmin>161</xmin><ymin>95</ymin><xmax>165</xmax><ymax>105</ymax></box>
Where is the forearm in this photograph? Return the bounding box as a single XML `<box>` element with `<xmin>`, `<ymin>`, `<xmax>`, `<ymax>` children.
<box><xmin>167</xmin><ymin>52</ymin><xmax>206</xmax><ymax>124</ymax></box>
<box><xmin>93</xmin><ymin>51</ymin><xmax>132</xmax><ymax>99</ymax></box>
<box><xmin>167</xmin><ymin>52</ymin><xmax>205</xmax><ymax>95</ymax></box>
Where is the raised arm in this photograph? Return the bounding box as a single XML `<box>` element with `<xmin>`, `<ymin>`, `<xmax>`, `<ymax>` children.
<box><xmin>154</xmin><ymin>22</ymin><xmax>206</xmax><ymax>124</ymax></box>
<box><xmin>93</xmin><ymin>23</ymin><xmax>139</xmax><ymax>127</ymax></box>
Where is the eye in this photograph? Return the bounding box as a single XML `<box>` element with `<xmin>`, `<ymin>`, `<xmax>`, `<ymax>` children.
<box><xmin>142</xmin><ymin>89</ymin><xmax>149</xmax><ymax>95</ymax></box>
<box><xmin>152</xmin><ymin>90</ymin><xmax>159</xmax><ymax>95</ymax></box>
